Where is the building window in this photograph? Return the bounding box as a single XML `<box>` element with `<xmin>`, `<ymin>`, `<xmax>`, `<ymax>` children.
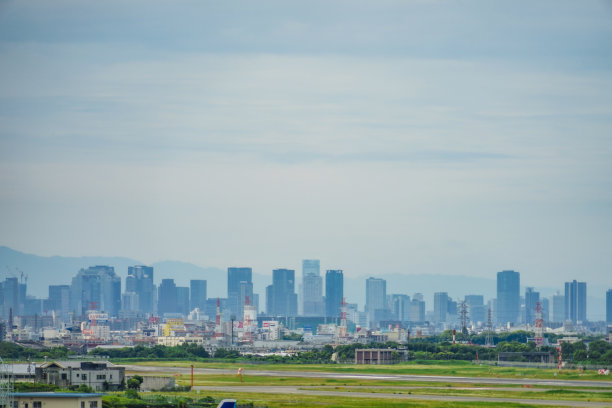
<box><xmin>81</xmin><ymin>402</ymin><xmax>85</xmax><ymax>408</ymax></box>
<box><xmin>82</xmin><ymin>374</ymin><xmax>87</xmax><ymax>380</ymax></box>
<box><xmin>61</xmin><ymin>373</ymin><xmax>67</xmax><ymax>380</ymax></box>
<box><xmin>33</xmin><ymin>402</ymin><xmax>42</xmax><ymax>408</ymax></box>
<box><xmin>89</xmin><ymin>402</ymin><xmax>98</xmax><ymax>408</ymax></box>
<box><xmin>96</xmin><ymin>374</ymin><xmax>106</xmax><ymax>380</ymax></box>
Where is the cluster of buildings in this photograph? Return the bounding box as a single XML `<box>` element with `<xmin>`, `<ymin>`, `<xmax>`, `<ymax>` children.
<box><xmin>0</xmin><ymin>263</ymin><xmax>611</xmax><ymax>350</ymax></box>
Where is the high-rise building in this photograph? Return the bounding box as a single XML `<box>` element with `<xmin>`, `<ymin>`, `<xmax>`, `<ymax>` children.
<box><xmin>606</xmin><ymin>289</ymin><xmax>612</xmax><ymax>324</ymax></box>
<box><xmin>70</xmin><ymin>266</ymin><xmax>121</xmax><ymax>317</ymax></box>
<box><xmin>1</xmin><ymin>277</ymin><xmax>21</xmax><ymax>320</ymax></box>
<box><xmin>302</xmin><ymin>260</ymin><xmax>324</xmax><ymax>316</ymax></box>
<box><xmin>177</xmin><ymin>286</ymin><xmax>190</xmax><ymax>316</ymax></box>
<box><xmin>464</xmin><ymin>295</ymin><xmax>485</xmax><ymax>324</ymax></box>
<box><xmin>391</xmin><ymin>294</ymin><xmax>410</xmax><ymax>322</ymax></box>
<box><xmin>126</xmin><ymin>266</ymin><xmax>155</xmax><ymax>314</ymax></box>
<box><xmin>325</xmin><ymin>270</ymin><xmax>343</xmax><ymax>319</ymax></box>
<box><xmin>497</xmin><ymin>270</ymin><xmax>520</xmax><ymax>325</ymax></box>
<box><xmin>227</xmin><ymin>267</ymin><xmax>252</xmax><ymax>318</ymax></box>
<box><xmin>433</xmin><ymin>292</ymin><xmax>448</xmax><ymax>323</ymax></box>
<box><xmin>409</xmin><ymin>297</ymin><xmax>425</xmax><ymax>322</ymax></box>
<box><xmin>266</xmin><ymin>269</ymin><xmax>298</xmax><ymax>317</ymax></box>
<box><xmin>565</xmin><ymin>280</ymin><xmax>587</xmax><ymax>323</ymax></box>
<box><xmin>157</xmin><ymin>279</ymin><xmax>178</xmax><ymax>316</ymax></box>
<box><xmin>365</xmin><ymin>277</ymin><xmax>387</xmax><ymax>328</ymax></box>
<box><xmin>48</xmin><ymin>285</ymin><xmax>71</xmax><ymax>321</ymax></box>
<box><xmin>524</xmin><ymin>287</ymin><xmax>540</xmax><ymax>326</ymax></box>
<box><xmin>542</xmin><ymin>297</ymin><xmax>550</xmax><ymax>323</ymax></box>
<box><xmin>551</xmin><ymin>293</ymin><xmax>565</xmax><ymax>323</ymax></box>
<box><xmin>190</xmin><ymin>280</ymin><xmax>207</xmax><ymax>311</ymax></box>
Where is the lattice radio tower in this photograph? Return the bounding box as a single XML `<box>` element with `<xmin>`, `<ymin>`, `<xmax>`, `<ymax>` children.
<box><xmin>534</xmin><ymin>301</ymin><xmax>544</xmax><ymax>346</ymax></box>
<box><xmin>459</xmin><ymin>301</ymin><xmax>469</xmax><ymax>334</ymax></box>
<box><xmin>0</xmin><ymin>356</ymin><xmax>14</xmax><ymax>408</ymax></box>
<box><xmin>485</xmin><ymin>307</ymin><xmax>493</xmax><ymax>347</ymax></box>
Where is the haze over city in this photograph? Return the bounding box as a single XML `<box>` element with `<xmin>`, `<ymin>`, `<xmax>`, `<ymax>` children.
<box><xmin>1</xmin><ymin>1</ymin><xmax>611</xmax><ymax>291</ymax></box>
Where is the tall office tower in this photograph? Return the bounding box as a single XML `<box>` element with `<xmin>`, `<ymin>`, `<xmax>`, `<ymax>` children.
<box><xmin>409</xmin><ymin>297</ymin><xmax>425</xmax><ymax>322</ymax></box>
<box><xmin>302</xmin><ymin>260</ymin><xmax>324</xmax><ymax>316</ymax></box>
<box><xmin>177</xmin><ymin>286</ymin><xmax>190</xmax><ymax>316</ymax></box>
<box><xmin>48</xmin><ymin>285</ymin><xmax>70</xmax><ymax>321</ymax></box>
<box><xmin>433</xmin><ymin>292</ymin><xmax>449</xmax><ymax>323</ymax></box>
<box><xmin>190</xmin><ymin>280</ymin><xmax>207</xmax><ymax>311</ymax></box>
<box><xmin>497</xmin><ymin>270</ymin><xmax>520</xmax><ymax>325</ymax></box>
<box><xmin>1</xmin><ymin>277</ymin><xmax>21</xmax><ymax>319</ymax></box>
<box><xmin>551</xmin><ymin>293</ymin><xmax>565</xmax><ymax>323</ymax></box>
<box><xmin>126</xmin><ymin>266</ymin><xmax>155</xmax><ymax>314</ymax></box>
<box><xmin>365</xmin><ymin>277</ymin><xmax>387</xmax><ymax>328</ymax></box>
<box><xmin>464</xmin><ymin>295</ymin><xmax>485</xmax><ymax>324</ymax></box>
<box><xmin>542</xmin><ymin>297</ymin><xmax>550</xmax><ymax>323</ymax></box>
<box><xmin>607</xmin><ymin>289</ymin><xmax>612</xmax><ymax>324</ymax></box>
<box><xmin>565</xmin><ymin>280</ymin><xmax>587</xmax><ymax>323</ymax></box>
<box><xmin>266</xmin><ymin>269</ymin><xmax>298</xmax><ymax>317</ymax></box>
<box><xmin>524</xmin><ymin>287</ymin><xmax>540</xmax><ymax>326</ymax></box>
<box><xmin>70</xmin><ymin>266</ymin><xmax>121</xmax><ymax>317</ymax></box>
<box><xmin>157</xmin><ymin>279</ymin><xmax>178</xmax><ymax>316</ymax></box>
<box><xmin>325</xmin><ymin>270</ymin><xmax>344</xmax><ymax>319</ymax></box>
<box><xmin>391</xmin><ymin>294</ymin><xmax>410</xmax><ymax>322</ymax></box>
<box><xmin>227</xmin><ymin>267</ymin><xmax>252</xmax><ymax>318</ymax></box>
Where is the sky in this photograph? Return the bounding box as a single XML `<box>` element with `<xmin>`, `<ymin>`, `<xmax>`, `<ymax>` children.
<box><xmin>1</xmin><ymin>1</ymin><xmax>611</xmax><ymax>293</ymax></box>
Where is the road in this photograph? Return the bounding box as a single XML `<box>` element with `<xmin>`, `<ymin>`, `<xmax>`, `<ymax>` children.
<box><xmin>122</xmin><ymin>364</ymin><xmax>612</xmax><ymax>388</ymax></box>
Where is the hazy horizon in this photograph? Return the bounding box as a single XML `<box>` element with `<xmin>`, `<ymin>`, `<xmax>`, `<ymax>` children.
<box><xmin>1</xmin><ymin>1</ymin><xmax>611</xmax><ymax>290</ymax></box>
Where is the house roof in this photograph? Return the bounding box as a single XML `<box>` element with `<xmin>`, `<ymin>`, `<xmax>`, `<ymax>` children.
<box><xmin>11</xmin><ymin>392</ymin><xmax>104</xmax><ymax>398</ymax></box>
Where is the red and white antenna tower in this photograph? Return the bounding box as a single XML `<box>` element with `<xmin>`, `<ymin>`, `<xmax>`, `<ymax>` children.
<box><xmin>534</xmin><ymin>301</ymin><xmax>544</xmax><ymax>346</ymax></box>
<box><xmin>243</xmin><ymin>296</ymin><xmax>252</xmax><ymax>343</ymax></box>
<box><xmin>214</xmin><ymin>298</ymin><xmax>223</xmax><ymax>338</ymax></box>
<box><xmin>337</xmin><ymin>297</ymin><xmax>348</xmax><ymax>339</ymax></box>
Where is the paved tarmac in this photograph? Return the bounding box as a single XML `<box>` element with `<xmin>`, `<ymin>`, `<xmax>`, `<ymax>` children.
<box><xmin>191</xmin><ymin>385</ymin><xmax>612</xmax><ymax>407</ymax></box>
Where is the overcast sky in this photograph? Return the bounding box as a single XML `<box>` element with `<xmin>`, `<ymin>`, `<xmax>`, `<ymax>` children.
<box><xmin>1</xmin><ymin>1</ymin><xmax>611</xmax><ymax>292</ymax></box>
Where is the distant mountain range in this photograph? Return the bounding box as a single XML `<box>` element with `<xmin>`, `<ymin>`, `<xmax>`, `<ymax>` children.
<box><xmin>0</xmin><ymin>246</ymin><xmax>606</xmax><ymax>320</ymax></box>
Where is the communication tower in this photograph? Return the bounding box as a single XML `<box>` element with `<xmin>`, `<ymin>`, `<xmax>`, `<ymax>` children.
<box><xmin>534</xmin><ymin>301</ymin><xmax>544</xmax><ymax>346</ymax></box>
<box><xmin>0</xmin><ymin>356</ymin><xmax>14</xmax><ymax>408</ymax></box>
<box><xmin>485</xmin><ymin>307</ymin><xmax>493</xmax><ymax>347</ymax></box>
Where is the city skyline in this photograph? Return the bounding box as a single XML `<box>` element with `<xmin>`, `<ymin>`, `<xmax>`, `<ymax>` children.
<box><xmin>1</xmin><ymin>1</ymin><xmax>611</xmax><ymax>290</ymax></box>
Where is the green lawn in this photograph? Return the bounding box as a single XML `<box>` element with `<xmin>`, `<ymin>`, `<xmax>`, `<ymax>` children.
<box><xmin>122</xmin><ymin>359</ymin><xmax>612</xmax><ymax>381</ymax></box>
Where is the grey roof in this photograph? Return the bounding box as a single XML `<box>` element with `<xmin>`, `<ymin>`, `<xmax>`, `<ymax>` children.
<box><xmin>12</xmin><ymin>392</ymin><xmax>104</xmax><ymax>398</ymax></box>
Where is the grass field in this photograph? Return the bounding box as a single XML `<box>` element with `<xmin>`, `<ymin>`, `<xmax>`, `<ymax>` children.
<box><xmin>122</xmin><ymin>359</ymin><xmax>612</xmax><ymax>381</ymax></box>
<box><xmin>122</xmin><ymin>360</ymin><xmax>612</xmax><ymax>407</ymax></box>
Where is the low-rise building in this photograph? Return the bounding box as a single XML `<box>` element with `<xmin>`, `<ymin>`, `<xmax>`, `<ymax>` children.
<box><xmin>11</xmin><ymin>392</ymin><xmax>103</xmax><ymax>408</ymax></box>
<box><xmin>35</xmin><ymin>361</ymin><xmax>125</xmax><ymax>391</ymax></box>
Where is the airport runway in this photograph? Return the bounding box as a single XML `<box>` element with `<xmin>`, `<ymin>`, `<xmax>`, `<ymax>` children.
<box><xmin>191</xmin><ymin>385</ymin><xmax>612</xmax><ymax>407</ymax></box>
<box><xmin>122</xmin><ymin>364</ymin><xmax>612</xmax><ymax>388</ymax></box>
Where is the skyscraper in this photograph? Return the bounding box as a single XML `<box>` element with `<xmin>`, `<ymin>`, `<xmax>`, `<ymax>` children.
<box><xmin>302</xmin><ymin>260</ymin><xmax>324</xmax><ymax>316</ymax></box>
<box><xmin>190</xmin><ymin>280</ymin><xmax>207</xmax><ymax>311</ymax></box>
<box><xmin>325</xmin><ymin>270</ymin><xmax>343</xmax><ymax>319</ymax></box>
<box><xmin>157</xmin><ymin>279</ymin><xmax>178</xmax><ymax>316</ymax></box>
<box><xmin>266</xmin><ymin>268</ymin><xmax>297</xmax><ymax>317</ymax></box>
<box><xmin>409</xmin><ymin>297</ymin><xmax>425</xmax><ymax>322</ymax></box>
<box><xmin>1</xmin><ymin>277</ymin><xmax>21</xmax><ymax>320</ymax></box>
<box><xmin>524</xmin><ymin>287</ymin><xmax>540</xmax><ymax>326</ymax></box>
<box><xmin>607</xmin><ymin>289</ymin><xmax>612</xmax><ymax>324</ymax></box>
<box><xmin>496</xmin><ymin>270</ymin><xmax>520</xmax><ymax>325</ymax></box>
<box><xmin>177</xmin><ymin>286</ymin><xmax>190</xmax><ymax>316</ymax></box>
<box><xmin>227</xmin><ymin>267</ymin><xmax>252</xmax><ymax>318</ymax></box>
<box><xmin>464</xmin><ymin>295</ymin><xmax>485</xmax><ymax>324</ymax></box>
<box><xmin>70</xmin><ymin>266</ymin><xmax>121</xmax><ymax>317</ymax></box>
<box><xmin>565</xmin><ymin>280</ymin><xmax>587</xmax><ymax>323</ymax></box>
<box><xmin>391</xmin><ymin>294</ymin><xmax>410</xmax><ymax>322</ymax></box>
<box><xmin>126</xmin><ymin>266</ymin><xmax>155</xmax><ymax>314</ymax></box>
<box><xmin>365</xmin><ymin>277</ymin><xmax>387</xmax><ymax>328</ymax></box>
<box><xmin>551</xmin><ymin>293</ymin><xmax>565</xmax><ymax>323</ymax></box>
<box><xmin>433</xmin><ymin>292</ymin><xmax>448</xmax><ymax>323</ymax></box>
<box><xmin>48</xmin><ymin>285</ymin><xmax>70</xmax><ymax>321</ymax></box>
